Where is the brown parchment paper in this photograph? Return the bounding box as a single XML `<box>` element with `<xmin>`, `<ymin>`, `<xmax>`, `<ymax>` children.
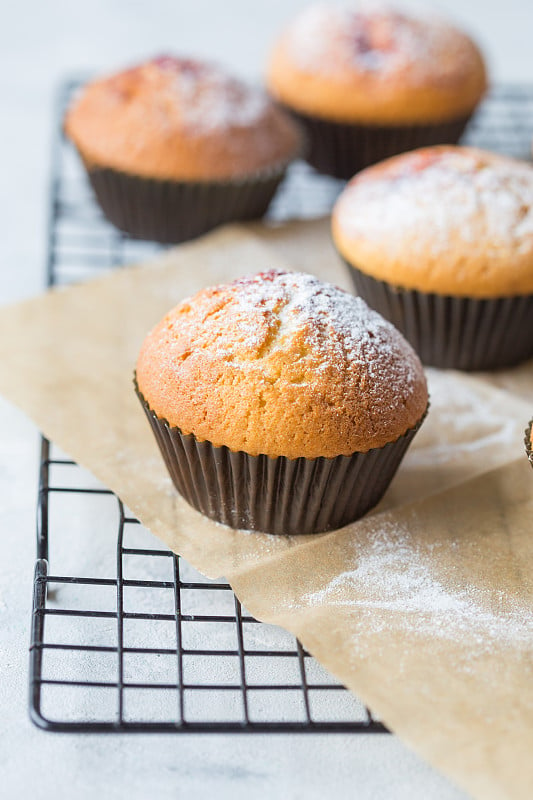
<box><xmin>481</xmin><ymin>360</ymin><xmax>533</xmax><ymax>404</ymax></box>
<box><xmin>0</xmin><ymin>223</ymin><xmax>532</xmax><ymax>799</ymax></box>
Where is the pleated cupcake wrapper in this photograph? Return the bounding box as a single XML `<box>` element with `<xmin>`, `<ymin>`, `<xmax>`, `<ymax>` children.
<box><xmin>346</xmin><ymin>263</ymin><xmax>533</xmax><ymax>371</ymax></box>
<box><xmin>525</xmin><ymin>419</ymin><xmax>533</xmax><ymax>467</ymax></box>
<box><xmin>82</xmin><ymin>159</ymin><xmax>288</xmax><ymax>244</ymax></box>
<box><xmin>136</xmin><ymin>385</ymin><xmax>426</xmax><ymax>535</ymax></box>
<box><xmin>280</xmin><ymin>106</ymin><xmax>470</xmax><ymax>179</ymax></box>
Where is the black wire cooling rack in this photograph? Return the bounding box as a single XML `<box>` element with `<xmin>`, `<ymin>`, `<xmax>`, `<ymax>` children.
<box><xmin>30</xmin><ymin>80</ymin><xmax>533</xmax><ymax>733</ymax></box>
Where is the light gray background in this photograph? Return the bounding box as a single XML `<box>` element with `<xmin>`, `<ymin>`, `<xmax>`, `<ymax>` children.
<box><xmin>0</xmin><ymin>1</ymin><xmax>530</xmax><ymax>798</ymax></box>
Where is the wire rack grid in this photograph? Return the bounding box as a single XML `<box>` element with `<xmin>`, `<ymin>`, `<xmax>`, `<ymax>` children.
<box><xmin>29</xmin><ymin>80</ymin><xmax>533</xmax><ymax>733</ymax></box>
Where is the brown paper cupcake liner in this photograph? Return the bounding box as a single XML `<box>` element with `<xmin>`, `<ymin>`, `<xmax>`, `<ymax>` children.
<box><xmin>346</xmin><ymin>263</ymin><xmax>533</xmax><ymax>371</ymax></box>
<box><xmin>524</xmin><ymin>419</ymin><xmax>533</xmax><ymax>466</ymax></box>
<box><xmin>83</xmin><ymin>160</ymin><xmax>289</xmax><ymax>244</ymax></box>
<box><xmin>136</xmin><ymin>383</ymin><xmax>426</xmax><ymax>535</ymax></box>
<box><xmin>281</xmin><ymin>107</ymin><xmax>471</xmax><ymax>179</ymax></box>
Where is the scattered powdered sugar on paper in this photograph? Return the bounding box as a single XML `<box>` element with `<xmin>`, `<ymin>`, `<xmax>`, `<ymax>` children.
<box><xmin>409</xmin><ymin>369</ymin><xmax>521</xmax><ymax>464</ymax></box>
<box><xmin>303</xmin><ymin>519</ymin><xmax>533</xmax><ymax>650</ymax></box>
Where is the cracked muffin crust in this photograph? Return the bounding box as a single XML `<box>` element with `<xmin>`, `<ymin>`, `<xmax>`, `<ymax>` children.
<box><xmin>136</xmin><ymin>269</ymin><xmax>428</xmax><ymax>459</ymax></box>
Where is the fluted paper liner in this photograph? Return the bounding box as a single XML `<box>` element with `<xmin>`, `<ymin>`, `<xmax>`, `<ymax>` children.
<box><xmin>136</xmin><ymin>385</ymin><xmax>425</xmax><ymax>534</ymax></box>
<box><xmin>347</xmin><ymin>263</ymin><xmax>533</xmax><ymax>370</ymax></box>
<box><xmin>84</xmin><ymin>160</ymin><xmax>288</xmax><ymax>244</ymax></box>
<box><xmin>0</xmin><ymin>224</ymin><xmax>531</xmax><ymax>799</ymax></box>
<box><xmin>279</xmin><ymin>106</ymin><xmax>470</xmax><ymax>179</ymax></box>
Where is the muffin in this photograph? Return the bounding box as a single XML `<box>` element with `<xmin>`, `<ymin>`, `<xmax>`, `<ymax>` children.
<box><xmin>266</xmin><ymin>3</ymin><xmax>487</xmax><ymax>179</ymax></box>
<box><xmin>135</xmin><ymin>269</ymin><xmax>428</xmax><ymax>534</ymax></box>
<box><xmin>525</xmin><ymin>420</ymin><xmax>533</xmax><ymax>467</ymax></box>
<box><xmin>64</xmin><ymin>55</ymin><xmax>303</xmax><ymax>243</ymax></box>
<box><xmin>332</xmin><ymin>146</ymin><xmax>533</xmax><ymax>370</ymax></box>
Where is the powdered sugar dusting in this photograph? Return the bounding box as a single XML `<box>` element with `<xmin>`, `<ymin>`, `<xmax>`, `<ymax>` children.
<box><xmin>136</xmin><ymin>56</ymin><xmax>269</xmax><ymax>135</ymax></box>
<box><xmin>180</xmin><ymin>269</ymin><xmax>423</xmax><ymax>399</ymax></box>
<box><xmin>418</xmin><ymin>370</ymin><xmax>520</xmax><ymax>460</ymax></box>
<box><xmin>171</xmin><ymin>64</ymin><xmax>268</xmax><ymax>134</ymax></box>
<box><xmin>138</xmin><ymin>269</ymin><xmax>428</xmax><ymax>456</ymax></box>
<box><xmin>336</xmin><ymin>147</ymin><xmax>533</xmax><ymax>258</ymax></box>
<box><xmin>285</xmin><ymin>3</ymin><xmax>478</xmax><ymax>82</ymax></box>
<box><xmin>303</xmin><ymin>519</ymin><xmax>533</xmax><ymax>651</ymax></box>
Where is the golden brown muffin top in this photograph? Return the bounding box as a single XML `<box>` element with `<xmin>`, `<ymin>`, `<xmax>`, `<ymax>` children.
<box><xmin>64</xmin><ymin>55</ymin><xmax>302</xmax><ymax>180</ymax></box>
<box><xmin>333</xmin><ymin>146</ymin><xmax>533</xmax><ymax>298</ymax></box>
<box><xmin>136</xmin><ymin>270</ymin><xmax>428</xmax><ymax>459</ymax></box>
<box><xmin>267</xmin><ymin>3</ymin><xmax>487</xmax><ymax>124</ymax></box>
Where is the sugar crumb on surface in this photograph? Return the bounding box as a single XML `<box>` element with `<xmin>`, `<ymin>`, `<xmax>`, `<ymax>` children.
<box><xmin>302</xmin><ymin>519</ymin><xmax>533</xmax><ymax>652</ymax></box>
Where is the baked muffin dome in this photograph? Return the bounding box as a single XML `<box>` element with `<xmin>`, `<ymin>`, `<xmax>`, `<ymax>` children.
<box><xmin>65</xmin><ymin>55</ymin><xmax>302</xmax><ymax>181</ymax></box>
<box><xmin>136</xmin><ymin>269</ymin><xmax>428</xmax><ymax>460</ymax></box>
<box><xmin>333</xmin><ymin>146</ymin><xmax>533</xmax><ymax>298</ymax></box>
<box><xmin>267</xmin><ymin>4</ymin><xmax>487</xmax><ymax>125</ymax></box>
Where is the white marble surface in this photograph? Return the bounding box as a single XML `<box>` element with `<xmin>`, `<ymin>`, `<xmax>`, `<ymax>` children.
<box><xmin>1</xmin><ymin>1</ymin><xmax>532</xmax><ymax>797</ymax></box>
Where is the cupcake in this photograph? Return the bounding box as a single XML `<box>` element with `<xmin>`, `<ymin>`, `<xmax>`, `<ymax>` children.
<box><xmin>332</xmin><ymin>146</ymin><xmax>533</xmax><ymax>370</ymax></box>
<box><xmin>266</xmin><ymin>3</ymin><xmax>487</xmax><ymax>179</ymax></box>
<box><xmin>64</xmin><ymin>55</ymin><xmax>303</xmax><ymax>243</ymax></box>
<box><xmin>525</xmin><ymin>420</ymin><xmax>533</xmax><ymax>467</ymax></box>
<box><xmin>135</xmin><ymin>269</ymin><xmax>428</xmax><ymax>534</ymax></box>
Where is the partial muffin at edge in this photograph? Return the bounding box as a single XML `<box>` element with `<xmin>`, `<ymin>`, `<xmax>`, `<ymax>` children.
<box><xmin>332</xmin><ymin>146</ymin><xmax>533</xmax><ymax>298</ymax></box>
